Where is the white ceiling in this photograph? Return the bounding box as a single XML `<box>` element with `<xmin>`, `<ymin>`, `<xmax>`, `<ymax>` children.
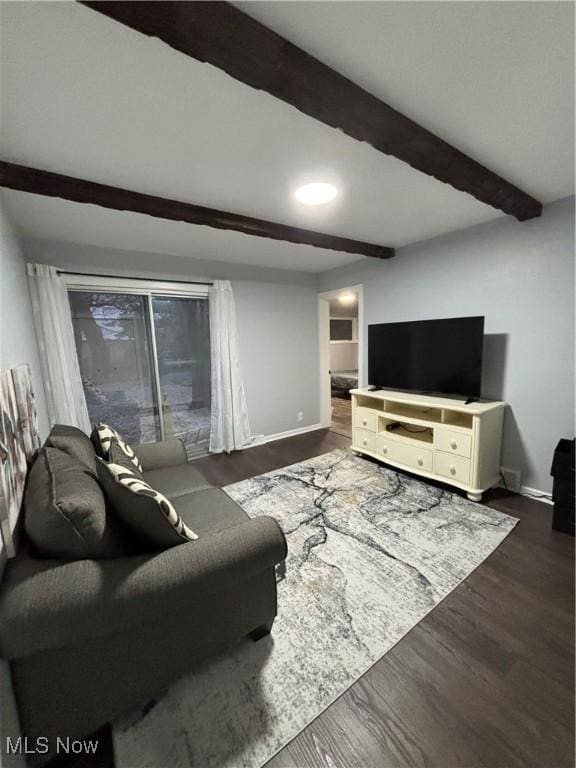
<box><xmin>0</xmin><ymin>1</ymin><xmax>573</xmax><ymax>273</ymax></box>
<box><xmin>0</xmin><ymin>189</ymin><xmax>361</xmax><ymax>273</ymax></box>
<box><xmin>239</xmin><ymin>1</ymin><xmax>575</xmax><ymax>203</ymax></box>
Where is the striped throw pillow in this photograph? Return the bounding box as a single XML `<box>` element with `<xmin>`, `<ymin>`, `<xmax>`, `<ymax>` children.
<box><xmin>91</xmin><ymin>423</ymin><xmax>143</xmax><ymax>473</ymax></box>
<box><xmin>97</xmin><ymin>458</ymin><xmax>197</xmax><ymax>548</ymax></box>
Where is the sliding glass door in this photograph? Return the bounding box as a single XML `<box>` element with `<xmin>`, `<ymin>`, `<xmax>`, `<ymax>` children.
<box><xmin>68</xmin><ymin>285</ymin><xmax>210</xmax><ymax>457</ymax></box>
<box><xmin>152</xmin><ymin>296</ymin><xmax>211</xmax><ymax>453</ymax></box>
<box><xmin>68</xmin><ymin>291</ymin><xmax>160</xmax><ymax>445</ymax></box>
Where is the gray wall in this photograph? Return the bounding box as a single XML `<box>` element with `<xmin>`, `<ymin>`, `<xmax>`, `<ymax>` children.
<box><xmin>23</xmin><ymin>239</ymin><xmax>321</xmax><ymax>438</ymax></box>
<box><xmin>0</xmin><ymin>209</ymin><xmax>49</xmax><ymax>441</ymax></box>
<box><xmin>318</xmin><ymin>197</ymin><xmax>575</xmax><ymax>493</ymax></box>
<box><xmin>0</xmin><ymin>204</ymin><xmax>50</xmax><ymax>561</ymax></box>
<box><xmin>0</xmin><ymin>203</ymin><xmax>45</xmax><ymax>768</ymax></box>
<box><xmin>233</xmin><ymin>281</ymin><xmax>319</xmax><ymax>435</ymax></box>
<box><xmin>15</xmin><ymin>196</ymin><xmax>575</xmax><ymax>488</ymax></box>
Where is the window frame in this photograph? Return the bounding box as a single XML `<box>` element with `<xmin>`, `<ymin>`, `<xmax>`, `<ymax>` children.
<box><xmin>66</xmin><ymin>274</ymin><xmax>211</xmax><ymax>452</ymax></box>
<box><xmin>63</xmin><ymin>273</ymin><xmax>210</xmax><ymax>299</ymax></box>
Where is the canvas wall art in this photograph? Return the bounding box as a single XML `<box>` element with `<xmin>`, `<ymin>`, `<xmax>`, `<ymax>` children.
<box><xmin>0</xmin><ymin>365</ymin><xmax>41</xmax><ymax>558</ymax></box>
<box><xmin>12</xmin><ymin>364</ymin><xmax>41</xmax><ymax>460</ymax></box>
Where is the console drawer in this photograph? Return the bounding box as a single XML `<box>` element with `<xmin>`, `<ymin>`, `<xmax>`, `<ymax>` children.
<box><xmin>354</xmin><ymin>429</ymin><xmax>377</xmax><ymax>453</ymax></box>
<box><xmin>435</xmin><ymin>452</ymin><xmax>471</xmax><ymax>484</ymax></box>
<box><xmin>356</xmin><ymin>408</ymin><xmax>379</xmax><ymax>432</ymax></box>
<box><xmin>377</xmin><ymin>436</ymin><xmax>433</xmax><ymax>472</ymax></box>
<box><xmin>435</xmin><ymin>429</ymin><xmax>472</xmax><ymax>458</ymax></box>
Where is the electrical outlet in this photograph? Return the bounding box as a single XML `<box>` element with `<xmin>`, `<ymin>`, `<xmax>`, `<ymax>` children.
<box><xmin>500</xmin><ymin>467</ymin><xmax>521</xmax><ymax>492</ymax></box>
<box><xmin>297</xmin><ymin>411</ymin><xmax>304</xmax><ymax>423</ymax></box>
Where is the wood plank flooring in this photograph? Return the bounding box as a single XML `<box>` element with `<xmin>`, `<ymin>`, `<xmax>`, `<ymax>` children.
<box><xmin>330</xmin><ymin>397</ymin><xmax>352</xmax><ymax>438</ymax></box>
<box><xmin>196</xmin><ymin>430</ymin><xmax>575</xmax><ymax>768</ymax></box>
<box><xmin>64</xmin><ymin>429</ymin><xmax>573</xmax><ymax>768</ymax></box>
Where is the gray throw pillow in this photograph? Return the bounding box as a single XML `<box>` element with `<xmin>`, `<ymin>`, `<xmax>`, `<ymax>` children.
<box><xmin>24</xmin><ymin>447</ymin><xmax>127</xmax><ymax>559</ymax></box>
<box><xmin>46</xmin><ymin>424</ymin><xmax>97</xmax><ymax>473</ymax></box>
<box><xmin>97</xmin><ymin>450</ymin><xmax>198</xmax><ymax>549</ymax></box>
<box><xmin>91</xmin><ymin>423</ymin><xmax>143</xmax><ymax>472</ymax></box>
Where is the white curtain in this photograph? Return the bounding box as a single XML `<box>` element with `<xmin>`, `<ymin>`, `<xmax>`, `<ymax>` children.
<box><xmin>209</xmin><ymin>280</ymin><xmax>251</xmax><ymax>453</ymax></box>
<box><xmin>27</xmin><ymin>264</ymin><xmax>91</xmax><ymax>433</ymax></box>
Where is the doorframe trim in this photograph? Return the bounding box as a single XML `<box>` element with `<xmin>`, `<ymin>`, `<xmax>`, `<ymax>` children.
<box><xmin>317</xmin><ymin>284</ymin><xmax>364</xmax><ymax>429</ymax></box>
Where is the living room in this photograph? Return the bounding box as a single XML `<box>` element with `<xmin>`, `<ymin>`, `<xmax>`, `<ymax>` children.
<box><xmin>0</xmin><ymin>2</ymin><xmax>574</xmax><ymax>768</ymax></box>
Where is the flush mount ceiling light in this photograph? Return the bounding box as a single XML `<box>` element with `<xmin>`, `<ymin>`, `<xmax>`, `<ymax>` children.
<box><xmin>338</xmin><ymin>292</ymin><xmax>357</xmax><ymax>305</ymax></box>
<box><xmin>294</xmin><ymin>182</ymin><xmax>338</xmax><ymax>206</ymax></box>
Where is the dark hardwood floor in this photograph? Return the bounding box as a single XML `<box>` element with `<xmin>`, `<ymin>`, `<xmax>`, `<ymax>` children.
<box><xmin>193</xmin><ymin>428</ymin><xmax>349</xmax><ymax>486</ymax></box>
<box><xmin>197</xmin><ymin>429</ymin><xmax>575</xmax><ymax>768</ymax></box>
<box><xmin>330</xmin><ymin>396</ymin><xmax>352</xmax><ymax>438</ymax></box>
<box><xmin>67</xmin><ymin>429</ymin><xmax>574</xmax><ymax>768</ymax></box>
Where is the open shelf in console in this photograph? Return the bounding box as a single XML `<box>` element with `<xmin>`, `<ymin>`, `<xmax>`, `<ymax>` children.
<box><xmin>380</xmin><ymin>418</ymin><xmax>434</xmax><ymax>445</ymax></box>
<box><xmin>441</xmin><ymin>410</ymin><xmax>473</xmax><ymax>429</ymax></box>
<box><xmin>384</xmin><ymin>401</ymin><xmax>442</xmax><ymax>424</ymax></box>
<box><xmin>353</xmin><ymin>391</ymin><xmax>475</xmax><ymax>431</ymax></box>
<box><xmin>382</xmin><ymin>402</ymin><xmax>474</xmax><ymax>431</ymax></box>
<box><xmin>354</xmin><ymin>395</ymin><xmax>386</xmax><ymax>411</ymax></box>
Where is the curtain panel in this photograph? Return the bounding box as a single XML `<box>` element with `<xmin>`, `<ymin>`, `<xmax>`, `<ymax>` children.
<box><xmin>27</xmin><ymin>263</ymin><xmax>91</xmax><ymax>433</ymax></box>
<box><xmin>209</xmin><ymin>280</ymin><xmax>251</xmax><ymax>453</ymax></box>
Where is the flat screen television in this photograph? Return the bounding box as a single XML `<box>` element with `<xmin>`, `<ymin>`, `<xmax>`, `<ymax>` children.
<box><xmin>368</xmin><ymin>316</ymin><xmax>484</xmax><ymax>398</ymax></box>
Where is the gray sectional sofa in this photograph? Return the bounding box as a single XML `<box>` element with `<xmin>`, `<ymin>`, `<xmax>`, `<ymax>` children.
<box><xmin>0</xmin><ymin>432</ymin><xmax>287</xmax><ymax>764</ymax></box>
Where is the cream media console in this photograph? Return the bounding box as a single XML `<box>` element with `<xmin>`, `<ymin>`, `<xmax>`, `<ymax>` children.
<box><xmin>351</xmin><ymin>388</ymin><xmax>506</xmax><ymax>501</ymax></box>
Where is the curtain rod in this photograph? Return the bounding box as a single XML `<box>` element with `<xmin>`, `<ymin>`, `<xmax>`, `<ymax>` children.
<box><xmin>57</xmin><ymin>270</ymin><xmax>213</xmax><ymax>286</ymax></box>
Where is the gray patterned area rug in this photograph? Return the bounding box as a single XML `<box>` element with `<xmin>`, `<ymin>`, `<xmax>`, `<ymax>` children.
<box><xmin>114</xmin><ymin>449</ymin><xmax>518</xmax><ymax>768</ymax></box>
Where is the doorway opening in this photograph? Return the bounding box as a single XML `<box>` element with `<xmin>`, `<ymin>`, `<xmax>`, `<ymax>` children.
<box><xmin>318</xmin><ymin>286</ymin><xmax>363</xmax><ymax>439</ymax></box>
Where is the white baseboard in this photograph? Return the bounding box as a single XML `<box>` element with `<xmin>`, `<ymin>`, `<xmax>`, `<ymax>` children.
<box><xmin>251</xmin><ymin>423</ymin><xmax>324</xmax><ymax>447</ymax></box>
<box><xmin>520</xmin><ymin>485</ymin><xmax>553</xmax><ymax>504</ymax></box>
<box><xmin>498</xmin><ymin>472</ymin><xmax>553</xmax><ymax>505</ymax></box>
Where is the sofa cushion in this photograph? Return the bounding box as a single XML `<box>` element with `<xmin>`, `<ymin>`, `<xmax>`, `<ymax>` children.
<box><xmin>24</xmin><ymin>447</ymin><xmax>127</xmax><ymax>559</ymax></box>
<box><xmin>142</xmin><ymin>465</ymin><xmax>212</xmax><ymax>500</ymax></box>
<box><xmin>45</xmin><ymin>424</ymin><xmax>97</xmax><ymax>473</ymax></box>
<box><xmin>172</xmin><ymin>488</ymin><xmax>249</xmax><ymax>536</ymax></box>
<box><xmin>133</xmin><ymin>438</ymin><xmax>188</xmax><ymax>472</ymax></box>
<box><xmin>91</xmin><ymin>424</ymin><xmax>143</xmax><ymax>472</ymax></box>
<box><xmin>97</xmin><ymin>458</ymin><xmax>198</xmax><ymax>549</ymax></box>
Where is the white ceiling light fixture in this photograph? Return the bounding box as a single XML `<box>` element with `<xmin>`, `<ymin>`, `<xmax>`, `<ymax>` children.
<box><xmin>338</xmin><ymin>292</ymin><xmax>357</xmax><ymax>305</ymax></box>
<box><xmin>294</xmin><ymin>182</ymin><xmax>339</xmax><ymax>206</ymax></box>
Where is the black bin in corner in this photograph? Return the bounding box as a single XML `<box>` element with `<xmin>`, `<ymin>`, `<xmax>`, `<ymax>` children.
<box><xmin>551</xmin><ymin>438</ymin><xmax>575</xmax><ymax>536</ymax></box>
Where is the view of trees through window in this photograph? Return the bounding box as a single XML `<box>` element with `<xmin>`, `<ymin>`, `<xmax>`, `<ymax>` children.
<box><xmin>68</xmin><ymin>290</ymin><xmax>211</xmax><ymax>456</ymax></box>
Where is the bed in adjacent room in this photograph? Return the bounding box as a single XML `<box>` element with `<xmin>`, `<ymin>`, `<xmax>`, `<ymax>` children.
<box><xmin>330</xmin><ymin>369</ymin><xmax>358</xmax><ymax>398</ymax></box>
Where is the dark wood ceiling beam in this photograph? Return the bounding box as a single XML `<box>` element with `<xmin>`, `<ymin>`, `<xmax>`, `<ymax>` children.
<box><xmin>0</xmin><ymin>162</ymin><xmax>394</xmax><ymax>259</ymax></box>
<box><xmin>80</xmin><ymin>1</ymin><xmax>542</xmax><ymax>222</ymax></box>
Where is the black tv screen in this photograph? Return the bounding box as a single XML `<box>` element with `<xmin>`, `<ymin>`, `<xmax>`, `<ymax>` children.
<box><xmin>368</xmin><ymin>316</ymin><xmax>484</xmax><ymax>398</ymax></box>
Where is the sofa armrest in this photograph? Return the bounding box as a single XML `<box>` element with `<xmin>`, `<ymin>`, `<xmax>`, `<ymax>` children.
<box><xmin>0</xmin><ymin>517</ymin><xmax>286</xmax><ymax>660</ymax></box>
<box><xmin>133</xmin><ymin>438</ymin><xmax>188</xmax><ymax>471</ymax></box>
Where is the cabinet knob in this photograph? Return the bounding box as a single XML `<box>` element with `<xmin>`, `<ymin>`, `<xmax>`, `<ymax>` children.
<box><xmin>450</xmin><ymin>465</ymin><xmax>456</xmax><ymax>475</ymax></box>
<box><xmin>363</xmin><ymin>419</ymin><xmax>367</xmax><ymax>426</ymax></box>
<box><xmin>450</xmin><ymin>440</ymin><xmax>458</xmax><ymax>450</ymax></box>
<box><xmin>417</xmin><ymin>457</ymin><xmax>423</xmax><ymax>467</ymax></box>
<box><xmin>382</xmin><ymin>446</ymin><xmax>387</xmax><ymax>455</ymax></box>
<box><xmin>363</xmin><ymin>438</ymin><xmax>368</xmax><ymax>446</ymax></box>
